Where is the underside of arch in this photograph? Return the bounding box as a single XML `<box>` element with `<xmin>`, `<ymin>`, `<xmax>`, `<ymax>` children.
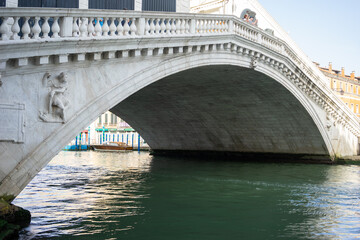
<box><xmin>111</xmin><ymin>65</ymin><xmax>329</xmax><ymax>159</ymax></box>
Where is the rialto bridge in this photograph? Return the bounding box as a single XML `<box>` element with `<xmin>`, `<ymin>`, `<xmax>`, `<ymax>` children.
<box><xmin>1</xmin><ymin>7</ymin><xmax>360</xmax><ymax>198</ymax></box>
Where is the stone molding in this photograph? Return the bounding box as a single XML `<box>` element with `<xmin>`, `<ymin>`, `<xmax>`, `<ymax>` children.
<box><xmin>0</xmin><ymin>102</ymin><xmax>25</xmax><ymax>143</ymax></box>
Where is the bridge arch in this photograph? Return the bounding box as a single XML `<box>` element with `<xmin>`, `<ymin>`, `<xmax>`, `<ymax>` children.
<box><xmin>1</xmin><ymin>49</ymin><xmax>336</xmax><ymax>197</ymax></box>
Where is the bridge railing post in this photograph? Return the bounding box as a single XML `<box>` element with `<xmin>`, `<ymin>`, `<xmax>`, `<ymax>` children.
<box><xmin>257</xmin><ymin>32</ymin><xmax>262</xmax><ymax>44</ymax></box>
<box><xmin>136</xmin><ymin>17</ymin><xmax>145</xmax><ymax>36</ymax></box>
<box><xmin>228</xmin><ymin>19</ymin><xmax>234</xmax><ymax>33</ymax></box>
<box><xmin>60</xmin><ymin>17</ymin><xmax>73</xmax><ymax>37</ymax></box>
<box><xmin>190</xmin><ymin>19</ymin><xmax>196</xmax><ymax>34</ymax></box>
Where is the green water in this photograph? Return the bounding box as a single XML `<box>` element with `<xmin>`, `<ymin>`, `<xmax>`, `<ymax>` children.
<box><xmin>14</xmin><ymin>151</ymin><xmax>360</xmax><ymax>239</ymax></box>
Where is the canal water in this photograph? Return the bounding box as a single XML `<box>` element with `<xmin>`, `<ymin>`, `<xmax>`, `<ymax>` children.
<box><xmin>14</xmin><ymin>151</ymin><xmax>360</xmax><ymax>239</ymax></box>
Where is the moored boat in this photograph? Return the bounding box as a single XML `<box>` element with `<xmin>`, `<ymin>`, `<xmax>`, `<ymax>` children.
<box><xmin>91</xmin><ymin>142</ymin><xmax>133</xmax><ymax>152</ymax></box>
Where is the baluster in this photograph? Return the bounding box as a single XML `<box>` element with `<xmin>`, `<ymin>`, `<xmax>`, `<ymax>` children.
<box><xmin>51</xmin><ymin>17</ymin><xmax>60</xmax><ymax>38</ymax></box>
<box><xmin>32</xmin><ymin>17</ymin><xmax>41</xmax><ymax>39</ymax></box>
<box><xmin>220</xmin><ymin>20</ymin><xmax>224</xmax><ymax>32</ymax></box>
<box><xmin>155</xmin><ymin>18</ymin><xmax>161</xmax><ymax>35</ymax></box>
<box><xmin>206</xmin><ymin>19</ymin><xmax>211</xmax><ymax>33</ymax></box>
<box><xmin>212</xmin><ymin>20</ymin><xmax>216</xmax><ymax>33</ymax></box>
<box><xmin>123</xmin><ymin>18</ymin><xmax>130</xmax><ymax>36</ymax></box>
<box><xmin>224</xmin><ymin>20</ymin><xmax>229</xmax><ymax>32</ymax></box>
<box><xmin>116</xmin><ymin>17</ymin><xmax>124</xmax><ymax>36</ymax></box>
<box><xmin>203</xmin><ymin>19</ymin><xmax>207</xmax><ymax>33</ymax></box>
<box><xmin>160</xmin><ymin>18</ymin><xmax>166</xmax><ymax>35</ymax></box>
<box><xmin>102</xmin><ymin>17</ymin><xmax>109</xmax><ymax>36</ymax></box>
<box><xmin>217</xmin><ymin>20</ymin><xmax>222</xmax><ymax>33</ymax></box>
<box><xmin>165</xmin><ymin>18</ymin><xmax>171</xmax><ymax>35</ymax></box>
<box><xmin>175</xmin><ymin>19</ymin><xmax>180</xmax><ymax>34</ymax></box>
<box><xmin>109</xmin><ymin>18</ymin><xmax>116</xmax><ymax>36</ymax></box>
<box><xmin>201</xmin><ymin>19</ymin><xmax>205</xmax><ymax>33</ymax></box>
<box><xmin>94</xmin><ymin>17</ymin><xmax>102</xmax><ymax>37</ymax></box>
<box><xmin>202</xmin><ymin>19</ymin><xmax>207</xmax><ymax>33</ymax></box>
<box><xmin>0</xmin><ymin>17</ymin><xmax>10</xmax><ymax>40</ymax></box>
<box><xmin>171</xmin><ymin>19</ymin><xmax>177</xmax><ymax>34</ymax></box>
<box><xmin>41</xmin><ymin>17</ymin><xmax>50</xmax><ymax>38</ymax></box>
<box><xmin>185</xmin><ymin>19</ymin><xmax>190</xmax><ymax>34</ymax></box>
<box><xmin>180</xmin><ymin>19</ymin><xmax>185</xmax><ymax>34</ymax></box>
<box><xmin>130</xmin><ymin>18</ymin><xmax>137</xmax><ymax>36</ymax></box>
<box><xmin>80</xmin><ymin>17</ymin><xmax>88</xmax><ymax>37</ymax></box>
<box><xmin>10</xmin><ymin>17</ymin><xmax>20</xmax><ymax>40</ymax></box>
<box><xmin>149</xmin><ymin>18</ymin><xmax>155</xmax><ymax>35</ymax></box>
<box><xmin>145</xmin><ymin>18</ymin><xmax>151</xmax><ymax>35</ymax></box>
<box><xmin>72</xmin><ymin>17</ymin><xmax>79</xmax><ymax>37</ymax></box>
<box><xmin>21</xmin><ymin>17</ymin><xmax>31</xmax><ymax>40</ymax></box>
<box><xmin>88</xmin><ymin>17</ymin><xmax>95</xmax><ymax>37</ymax></box>
<box><xmin>210</xmin><ymin>19</ymin><xmax>215</xmax><ymax>33</ymax></box>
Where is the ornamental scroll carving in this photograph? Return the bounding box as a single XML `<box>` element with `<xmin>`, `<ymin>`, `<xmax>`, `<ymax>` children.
<box><xmin>39</xmin><ymin>72</ymin><xmax>70</xmax><ymax>123</ymax></box>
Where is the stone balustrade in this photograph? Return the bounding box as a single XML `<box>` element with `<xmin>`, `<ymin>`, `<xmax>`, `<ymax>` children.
<box><xmin>0</xmin><ymin>8</ymin><xmax>359</xmax><ymax>131</ymax></box>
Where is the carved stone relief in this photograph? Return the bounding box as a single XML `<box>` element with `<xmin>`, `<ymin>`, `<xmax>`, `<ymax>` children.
<box><xmin>39</xmin><ymin>72</ymin><xmax>70</xmax><ymax>123</ymax></box>
<box><xmin>250</xmin><ymin>58</ymin><xmax>258</xmax><ymax>69</ymax></box>
<box><xmin>0</xmin><ymin>103</ymin><xmax>25</xmax><ymax>143</ymax></box>
<box><xmin>326</xmin><ymin>114</ymin><xmax>335</xmax><ymax>131</ymax></box>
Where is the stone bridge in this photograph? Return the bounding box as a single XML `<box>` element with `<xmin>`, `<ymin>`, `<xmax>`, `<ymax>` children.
<box><xmin>1</xmin><ymin>7</ymin><xmax>360</xmax><ymax>198</ymax></box>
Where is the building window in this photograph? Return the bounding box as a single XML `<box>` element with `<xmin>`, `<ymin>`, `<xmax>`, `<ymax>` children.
<box><xmin>333</xmin><ymin>80</ymin><xmax>336</xmax><ymax>88</ymax></box>
<box><xmin>346</xmin><ymin>103</ymin><xmax>348</xmax><ymax>106</ymax></box>
<box><xmin>110</xmin><ymin>113</ymin><xmax>114</xmax><ymax>124</ymax></box>
<box><xmin>351</xmin><ymin>85</ymin><xmax>353</xmax><ymax>93</ymax></box>
<box><xmin>19</xmin><ymin>0</ymin><xmax>78</xmax><ymax>8</ymax></box>
<box><xmin>114</xmin><ymin>116</ymin><xmax>118</xmax><ymax>124</ymax></box>
<box><xmin>351</xmin><ymin>104</ymin><xmax>354</xmax><ymax>112</ymax></box>
<box><xmin>0</xmin><ymin>0</ymin><xmax>5</xmax><ymax>7</ymax></box>
<box><xmin>142</xmin><ymin>0</ymin><xmax>176</xmax><ymax>12</ymax></box>
<box><xmin>98</xmin><ymin>116</ymin><xmax>102</xmax><ymax>124</ymax></box>
<box><xmin>345</xmin><ymin>83</ymin><xmax>348</xmax><ymax>92</ymax></box>
<box><xmin>357</xmin><ymin>105</ymin><xmax>359</xmax><ymax>113</ymax></box>
<box><xmin>89</xmin><ymin>0</ymin><xmax>134</xmax><ymax>10</ymax></box>
<box><xmin>105</xmin><ymin>114</ymin><xmax>108</xmax><ymax>124</ymax></box>
<box><xmin>357</xmin><ymin>86</ymin><xmax>358</xmax><ymax>94</ymax></box>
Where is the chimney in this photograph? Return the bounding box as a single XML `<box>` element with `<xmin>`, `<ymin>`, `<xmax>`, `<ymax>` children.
<box><xmin>329</xmin><ymin>62</ymin><xmax>332</xmax><ymax>72</ymax></box>
<box><xmin>351</xmin><ymin>71</ymin><xmax>355</xmax><ymax>80</ymax></box>
<box><xmin>341</xmin><ymin>67</ymin><xmax>345</xmax><ymax>77</ymax></box>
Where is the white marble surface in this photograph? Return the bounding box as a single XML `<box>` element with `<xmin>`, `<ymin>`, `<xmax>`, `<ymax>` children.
<box><xmin>0</xmin><ymin>6</ymin><xmax>359</xmax><ymax>198</ymax></box>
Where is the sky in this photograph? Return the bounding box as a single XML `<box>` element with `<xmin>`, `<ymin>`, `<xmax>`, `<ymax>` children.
<box><xmin>257</xmin><ymin>0</ymin><xmax>360</xmax><ymax>76</ymax></box>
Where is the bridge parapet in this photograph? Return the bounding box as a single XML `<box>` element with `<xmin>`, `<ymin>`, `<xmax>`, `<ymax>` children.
<box><xmin>1</xmin><ymin>8</ymin><xmax>359</xmax><ymax>137</ymax></box>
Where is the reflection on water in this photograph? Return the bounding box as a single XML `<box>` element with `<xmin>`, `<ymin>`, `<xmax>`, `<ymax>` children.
<box><xmin>14</xmin><ymin>151</ymin><xmax>360</xmax><ymax>239</ymax></box>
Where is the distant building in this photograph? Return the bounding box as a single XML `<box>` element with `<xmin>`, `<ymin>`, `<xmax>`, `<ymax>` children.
<box><xmin>191</xmin><ymin>0</ymin><xmax>235</xmax><ymax>14</ymax></box>
<box><xmin>317</xmin><ymin>62</ymin><xmax>360</xmax><ymax>118</ymax></box>
<box><xmin>88</xmin><ymin>111</ymin><xmax>145</xmax><ymax>146</ymax></box>
<box><xmin>1</xmin><ymin>0</ymin><xmax>190</xmax><ymax>12</ymax></box>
